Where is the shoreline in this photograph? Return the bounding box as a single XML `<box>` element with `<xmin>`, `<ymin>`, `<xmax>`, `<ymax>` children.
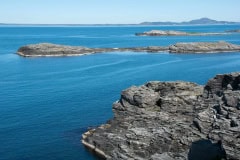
<box><xmin>82</xmin><ymin>124</ymin><xmax>112</xmax><ymax>159</ymax></box>
<box><xmin>17</xmin><ymin>51</ymin><xmax>94</xmax><ymax>57</ymax></box>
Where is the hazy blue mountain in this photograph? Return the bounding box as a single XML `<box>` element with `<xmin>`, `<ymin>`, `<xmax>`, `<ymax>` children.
<box><xmin>140</xmin><ymin>18</ymin><xmax>239</xmax><ymax>25</ymax></box>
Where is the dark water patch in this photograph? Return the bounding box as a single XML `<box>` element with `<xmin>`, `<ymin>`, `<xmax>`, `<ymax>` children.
<box><xmin>188</xmin><ymin>140</ymin><xmax>226</xmax><ymax>160</ymax></box>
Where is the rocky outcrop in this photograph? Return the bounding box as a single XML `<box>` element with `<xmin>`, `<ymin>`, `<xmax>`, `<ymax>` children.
<box><xmin>135</xmin><ymin>30</ymin><xmax>225</xmax><ymax>36</ymax></box>
<box><xmin>17</xmin><ymin>43</ymin><xmax>105</xmax><ymax>57</ymax></box>
<box><xmin>82</xmin><ymin>72</ymin><xmax>240</xmax><ymax>160</ymax></box>
<box><xmin>17</xmin><ymin>43</ymin><xmax>168</xmax><ymax>57</ymax></box>
<box><xmin>136</xmin><ymin>30</ymin><xmax>189</xmax><ymax>36</ymax></box>
<box><xmin>169</xmin><ymin>41</ymin><xmax>240</xmax><ymax>53</ymax></box>
<box><xmin>17</xmin><ymin>41</ymin><xmax>240</xmax><ymax>57</ymax></box>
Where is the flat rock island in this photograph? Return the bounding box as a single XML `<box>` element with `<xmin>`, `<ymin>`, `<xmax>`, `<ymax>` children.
<box><xmin>135</xmin><ymin>30</ymin><xmax>226</xmax><ymax>36</ymax></box>
<box><xmin>169</xmin><ymin>41</ymin><xmax>240</xmax><ymax>53</ymax></box>
<box><xmin>17</xmin><ymin>43</ymin><xmax>168</xmax><ymax>57</ymax></box>
<box><xmin>82</xmin><ymin>72</ymin><xmax>240</xmax><ymax>160</ymax></box>
<box><xmin>17</xmin><ymin>41</ymin><xmax>240</xmax><ymax>57</ymax></box>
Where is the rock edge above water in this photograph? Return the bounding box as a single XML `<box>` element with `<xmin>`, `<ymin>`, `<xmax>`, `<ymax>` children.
<box><xmin>82</xmin><ymin>72</ymin><xmax>240</xmax><ymax>160</ymax></box>
<box><xmin>225</xmin><ymin>29</ymin><xmax>240</xmax><ymax>33</ymax></box>
<box><xmin>17</xmin><ymin>41</ymin><xmax>240</xmax><ymax>57</ymax></box>
<box><xmin>135</xmin><ymin>30</ymin><xmax>227</xmax><ymax>36</ymax></box>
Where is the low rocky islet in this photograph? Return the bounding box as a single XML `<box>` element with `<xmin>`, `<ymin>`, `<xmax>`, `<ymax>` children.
<box><xmin>17</xmin><ymin>41</ymin><xmax>240</xmax><ymax>57</ymax></box>
<box><xmin>135</xmin><ymin>30</ymin><xmax>227</xmax><ymax>36</ymax></box>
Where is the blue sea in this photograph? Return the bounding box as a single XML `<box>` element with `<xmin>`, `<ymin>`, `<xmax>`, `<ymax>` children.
<box><xmin>0</xmin><ymin>25</ymin><xmax>240</xmax><ymax>160</ymax></box>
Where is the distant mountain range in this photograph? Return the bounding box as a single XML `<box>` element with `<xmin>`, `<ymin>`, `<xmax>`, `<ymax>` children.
<box><xmin>139</xmin><ymin>18</ymin><xmax>239</xmax><ymax>25</ymax></box>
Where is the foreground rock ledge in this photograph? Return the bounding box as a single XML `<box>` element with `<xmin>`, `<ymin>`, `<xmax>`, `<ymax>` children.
<box><xmin>17</xmin><ymin>41</ymin><xmax>240</xmax><ymax>57</ymax></box>
<box><xmin>82</xmin><ymin>72</ymin><xmax>240</xmax><ymax>160</ymax></box>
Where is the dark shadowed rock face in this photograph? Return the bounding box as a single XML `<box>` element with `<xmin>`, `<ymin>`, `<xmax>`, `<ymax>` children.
<box><xmin>82</xmin><ymin>72</ymin><xmax>240</xmax><ymax>160</ymax></box>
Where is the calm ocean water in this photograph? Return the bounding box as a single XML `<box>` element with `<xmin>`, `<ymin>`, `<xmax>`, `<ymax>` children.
<box><xmin>0</xmin><ymin>25</ymin><xmax>240</xmax><ymax>160</ymax></box>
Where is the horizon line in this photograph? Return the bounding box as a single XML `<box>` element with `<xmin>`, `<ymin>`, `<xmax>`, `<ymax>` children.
<box><xmin>0</xmin><ymin>18</ymin><xmax>240</xmax><ymax>26</ymax></box>
<box><xmin>1</xmin><ymin>17</ymin><xmax>240</xmax><ymax>26</ymax></box>
<box><xmin>1</xmin><ymin>23</ymin><xmax>239</xmax><ymax>26</ymax></box>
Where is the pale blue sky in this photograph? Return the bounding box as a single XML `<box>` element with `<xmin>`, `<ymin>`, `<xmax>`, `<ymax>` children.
<box><xmin>1</xmin><ymin>0</ymin><xmax>239</xmax><ymax>24</ymax></box>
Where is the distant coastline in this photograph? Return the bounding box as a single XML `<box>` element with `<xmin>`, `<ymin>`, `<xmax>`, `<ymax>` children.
<box><xmin>1</xmin><ymin>18</ymin><xmax>240</xmax><ymax>26</ymax></box>
<box><xmin>139</xmin><ymin>17</ymin><xmax>239</xmax><ymax>25</ymax></box>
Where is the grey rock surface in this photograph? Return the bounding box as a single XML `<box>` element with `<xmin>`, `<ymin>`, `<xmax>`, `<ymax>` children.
<box><xmin>82</xmin><ymin>72</ymin><xmax>240</xmax><ymax>160</ymax></box>
<box><xmin>136</xmin><ymin>30</ymin><xmax>189</xmax><ymax>36</ymax></box>
<box><xmin>17</xmin><ymin>43</ymin><xmax>168</xmax><ymax>57</ymax></box>
<box><xmin>135</xmin><ymin>30</ymin><xmax>225</xmax><ymax>36</ymax></box>
<box><xmin>225</xmin><ymin>29</ymin><xmax>240</xmax><ymax>33</ymax></box>
<box><xmin>169</xmin><ymin>41</ymin><xmax>240</xmax><ymax>53</ymax></box>
<box><xmin>17</xmin><ymin>41</ymin><xmax>240</xmax><ymax>57</ymax></box>
<box><xmin>17</xmin><ymin>43</ymin><xmax>101</xmax><ymax>57</ymax></box>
